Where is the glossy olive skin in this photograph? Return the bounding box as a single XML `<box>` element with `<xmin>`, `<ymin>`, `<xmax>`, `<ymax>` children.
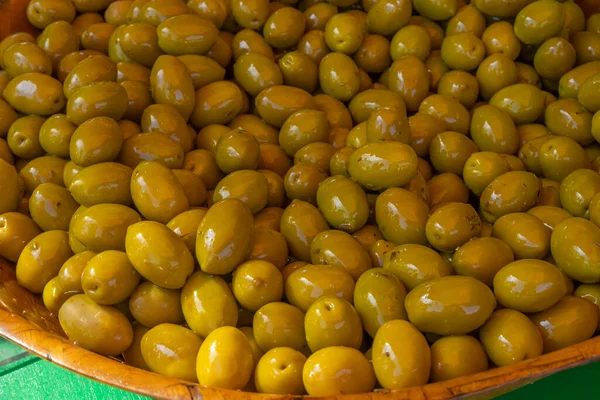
<box><xmin>463</xmin><ymin>152</ymin><xmax>509</xmax><ymax>197</ymax></box>
<box><xmin>181</xmin><ymin>271</ymin><xmax>238</xmax><ymax>337</ymax></box>
<box><xmin>560</xmin><ymin>169</ymin><xmax>600</xmax><ymax>217</ymax></box>
<box><xmin>376</xmin><ymin>187</ymin><xmax>429</xmax><ymax>246</ymax></box>
<box><xmin>480</xmin><ymin>309</ymin><xmax>543</xmax><ymax>367</ymax></box>
<box><xmin>390</xmin><ymin>25</ymin><xmax>431</xmax><ymax>62</ymax></box>
<box><xmin>43</xmin><ymin>276</ymin><xmax>76</xmax><ymax>313</ymax></box>
<box><xmin>294</xmin><ymin>142</ymin><xmax>336</xmax><ymax>174</ymax></box>
<box><xmin>441</xmin><ymin>32</ymin><xmax>485</xmax><ymax>72</ymax></box>
<box><xmin>353</xmin><ymin>268</ymin><xmax>407</xmax><ymax>338</ymax></box>
<box><xmin>285</xmin><ymin>264</ymin><xmax>355</xmax><ymax>312</ymax></box>
<box><xmin>29</xmin><ymin>182</ymin><xmax>78</xmax><ymax>232</ymax></box>
<box><xmin>191</xmin><ymin>81</ymin><xmax>244</xmax><ymax>129</ymax></box>
<box><xmin>19</xmin><ymin>156</ymin><xmax>67</xmax><ymax>195</ymax></box>
<box><xmin>492</xmin><ymin>213</ymin><xmax>550</xmax><ymax>260</ymax></box>
<box><xmin>178</xmin><ymin>55</ymin><xmax>225</xmax><ymax>90</ymax></box>
<box><xmin>559</xmin><ymin>61</ymin><xmax>600</xmax><ymax>99</ymax></box>
<box><xmin>56</xmin><ymin>251</ymin><xmax>95</xmax><ymax>294</ymax></box>
<box><xmin>405</xmin><ymin>276</ymin><xmax>496</xmax><ymax>335</ymax></box>
<box><xmin>430</xmin><ymin>335</ymin><xmax>488</xmax><ymax>382</ymax></box>
<box><xmin>232</xmin><ymin>260</ymin><xmax>283</xmax><ymax>312</ymax></box>
<box><xmin>149</xmin><ymin>55</ymin><xmax>196</xmax><ymax>122</ymax></box>
<box><xmin>280</xmin><ymin>200</ymin><xmax>328</xmax><ymax>262</ymax></box>
<box><xmin>131</xmin><ymin>161</ymin><xmax>189</xmax><ymax>223</ymax></box>
<box><xmin>263</xmin><ymin>7</ymin><xmax>305</xmax><ymax>49</ymax></box>
<box><xmin>494</xmin><ymin>259</ymin><xmax>567</xmax><ymax>313</ymax></box>
<box><xmin>372</xmin><ymin>319</ymin><xmax>430</xmax><ymax>390</ymax></box>
<box><xmin>16</xmin><ymin>230</ymin><xmax>73</xmax><ymax>294</ymax></box>
<box><xmin>551</xmin><ymin>218</ymin><xmax>600</xmax><ymax>283</ymax></box>
<box><xmin>479</xmin><ymin>171</ymin><xmax>541</xmax><ymax>223</ymax></box>
<box><xmin>81</xmin><ymin>250</ymin><xmax>140</xmax><ymax>305</ymax></box>
<box><xmin>304</xmin><ymin>296</ymin><xmax>362</xmax><ymax>352</ymax></box>
<box><xmin>196</xmin><ymin>198</ymin><xmax>254</xmax><ymax>275</ymax></box>
<box><xmin>254</xmin><ymin>347</ymin><xmax>306</xmax><ymax>395</ymax></box>
<box><xmin>544</xmin><ymin>98</ymin><xmax>593</xmax><ymax>146</ymax></box>
<box><xmin>316</xmin><ymin>175</ymin><xmax>368</xmax><ymax>233</ymax></box>
<box><xmin>527</xmin><ymin>206</ymin><xmax>572</xmax><ymax>233</ymax></box>
<box><xmin>451</xmin><ymin>237</ymin><xmax>514</xmax><ymax>286</ymax></box>
<box><xmin>66</xmin><ymin>81</ymin><xmax>128</xmax><ymax>125</ymax></box>
<box><xmin>71</xmin><ymin>203</ymin><xmax>141</xmax><ymax>252</ymax></box>
<box><xmin>540</xmin><ymin>136</ymin><xmax>589</xmax><ymax>183</ymax></box>
<box><xmin>2</xmin><ymin>42</ymin><xmax>53</xmax><ymax>77</ymax></box>
<box><xmin>426</xmin><ymin>203</ymin><xmax>481</xmax><ymax>252</ymax></box>
<box><xmin>173</xmin><ymin>169</ymin><xmax>205</xmax><ymax>206</ymax></box>
<box><xmin>140</xmin><ymin>323</ymin><xmax>202</xmax><ymax>382</ymax></box>
<box><xmin>69</xmin><ymin>162</ymin><xmax>133</xmax><ymax>207</ymax></box>
<box><xmin>310</xmin><ymin>230</ymin><xmax>372</xmax><ymax>280</ymax></box>
<box><xmin>513</xmin><ymin>0</ymin><xmax>564</xmax><ymax>45</ymax></box>
<box><xmin>7</xmin><ymin>115</ymin><xmax>45</xmax><ymax>160</ymax></box>
<box><xmin>365</xmin><ymin>106</ymin><xmax>411</xmax><ymax>144</ymax></box>
<box><xmin>319</xmin><ymin>52</ymin><xmax>360</xmax><ymax>102</ymax></box>
<box><xmin>3</xmin><ymin>73</ymin><xmax>65</xmax><ymax>116</ymax></box>
<box><xmin>279</xmin><ymin>110</ymin><xmax>329</xmax><ymax>157</ymax></box>
<box><xmin>215</xmin><ymin>128</ymin><xmax>260</xmax><ymax>173</ymax></box>
<box><xmin>530</xmin><ymin>296</ymin><xmax>599</xmax><ymax>353</ymax></box>
<box><xmin>303</xmin><ymin>346</ymin><xmax>375</xmax><ymax>396</ymax></box>
<box><xmin>157</xmin><ymin>14</ymin><xmax>218</xmax><ymax>56</ymax></box>
<box><xmin>126</xmin><ymin>221</ymin><xmax>194</xmax><ymax>289</ymax></box>
<box><xmin>383</xmin><ymin>244</ymin><xmax>451</xmax><ymax>291</ymax></box>
<box><xmin>0</xmin><ymin>212</ymin><xmax>42</xmax><ymax>263</ymax></box>
<box><xmin>253</xmin><ymin>302</ymin><xmax>306</xmax><ymax>352</ymax></box>
<box><xmin>70</xmin><ymin>117</ymin><xmax>124</xmax><ymax>167</ymax></box>
<box><xmin>197</xmin><ymin>326</ymin><xmax>254</xmax><ymax>389</ymax></box>
<box><xmin>38</xmin><ymin>114</ymin><xmax>75</xmax><ymax>158</ymax></box>
<box><xmin>59</xmin><ymin>294</ymin><xmax>133</xmax><ymax>356</ymax></box>
<box><xmin>63</xmin><ymin>55</ymin><xmax>117</xmax><ymax>99</ymax></box>
<box><xmin>470</xmin><ymin>104</ymin><xmax>519</xmax><ymax>154</ymax></box>
<box><xmin>214</xmin><ymin>169</ymin><xmax>268</xmax><ymax>214</ymax></box>
<box><xmin>128</xmin><ymin>281</ymin><xmax>184</xmax><ymax>328</ymax></box>
<box><xmin>234</xmin><ymin>53</ymin><xmax>282</xmax><ymax>97</ymax></box>
<box><xmin>489</xmin><ymin>83</ymin><xmax>546</xmax><ymax>125</ymax></box>
<box><xmin>119</xmin><ymin>132</ymin><xmax>184</xmax><ymax>169</ymax></box>
<box><xmin>418</xmin><ymin>94</ymin><xmax>470</xmax><ymax>135</ymax></box>
<box><xmin>348</xmin><ymin>142</ymin><xmax>417</xmax><ymax>191</ymax></box>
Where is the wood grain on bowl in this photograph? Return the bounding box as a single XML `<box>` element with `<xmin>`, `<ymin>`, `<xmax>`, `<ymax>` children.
<box><xmin>1</xmin><ymin>255</ymin><xmax>600</xmax><ymax>400</ymax></box>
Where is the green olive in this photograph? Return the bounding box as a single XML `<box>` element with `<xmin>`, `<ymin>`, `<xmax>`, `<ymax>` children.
<box><xmin>59</xmin><ymin>294</ymin><xmax>133</xmax><ymax>356</ymax></box>
<box><xmin>530</xmin><ymin>296</ymin><xmax>598</xmax><ymax>353</ymax></box>
<box><xmin>125</xmin><ymin>220</ymin><xmax>194</xmax><ymax>289</ymax></box>
<box><xmin>551</xmin><ymin>217</ymin><xmax>600</xmax><ymax>283</ymax></box>
<box><xmin>196</xmin><ymin>198</ymin><xmax>254</xmax><ymax>275</ymax></box>
<box><xmin>479</xmin><ymin>309</ymin><xmax>543</xmax><ymax>366</ymax></box>
<box><xmin>181</xmin><ymin>271</ymin><xmax>238</xmax><ymax>337</ymax></box>
<box><xmin>480</xmin><ymin>171</ymin><xmax>541</xmax><ymax>223</ymax></box>
<box><xmin>69</xmin><ymin>162</ymin><xmax>133</xmax><ymax>206</ymax></box>
<box><xmin>383</xmin><ymin>244</ymin><xmax>452</xmax><ymax>290</ymax></box>
<box><xmin>16</xmin><ymin>230</ymin><xmax>73</xmax><ymax>293</ymax></box>
<box><xmin>405</xmin><ymin>276</ymin><xmax>496</xmax><ymax>335</ymax></box>
<box><xmin>372</xmin><ymin>319</ymin><xmax>430</xmax><ymax>390</ymax></box>
<box><xmin>280</xmin><ymin>200</ymin><xmax>328</xmax><ymax>262</ymax></box>
<box><xmin>376</xmin><ymin>187</ymin><xmax>429</xmax><ymax>246</ymax></box>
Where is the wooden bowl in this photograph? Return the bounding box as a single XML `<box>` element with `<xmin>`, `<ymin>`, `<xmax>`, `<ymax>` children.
<box><xmin>2</xmin><ymin>0</ymin><xmax>600</xmax><ymax>399</ymax></box>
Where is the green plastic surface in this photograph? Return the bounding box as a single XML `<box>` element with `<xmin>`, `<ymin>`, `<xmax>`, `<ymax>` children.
<box><xmin>1</xmin><ymin>338</ymin><xmax>599</xmax><ymax>399</ymax></box>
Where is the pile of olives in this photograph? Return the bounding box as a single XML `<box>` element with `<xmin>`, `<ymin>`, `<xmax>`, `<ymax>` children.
<box><xmin>1</xmin><ymin>0</ymin><xmax>600</xmax><ymax>395</ymax></box>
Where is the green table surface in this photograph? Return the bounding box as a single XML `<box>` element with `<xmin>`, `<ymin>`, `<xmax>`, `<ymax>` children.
<box><xmin>1</xmin><ymin>338</ymin><xmax>599</xmax><ymax>399</ymax></box>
